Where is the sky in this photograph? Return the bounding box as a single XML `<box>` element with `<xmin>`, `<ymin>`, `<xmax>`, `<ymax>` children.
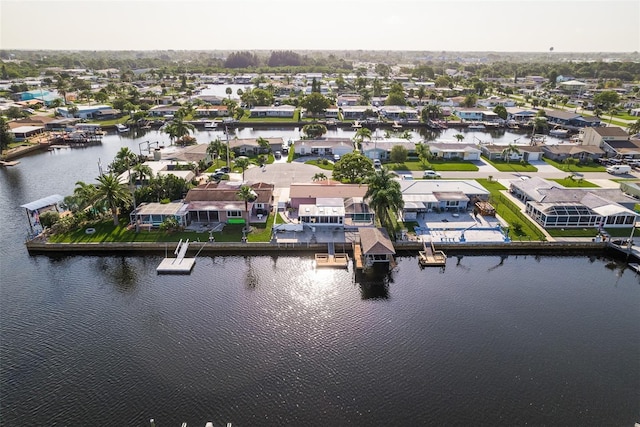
<box><xmin>1</xmin><ymin>0</ymin><xmax>639</xmax><ymax>52</ymax></box>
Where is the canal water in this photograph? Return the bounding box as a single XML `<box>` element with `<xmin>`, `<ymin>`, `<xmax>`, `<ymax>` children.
<box><xmin>1</xmin><ymin>132</ymin><xmax>638</xmax><ymax>426</ymax></box>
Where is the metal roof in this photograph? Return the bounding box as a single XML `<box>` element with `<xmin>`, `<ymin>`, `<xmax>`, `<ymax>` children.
<box><xmin>20</xmin><ymin>194</ymin><xmax>64</xmax><ymax>211</ymax></box>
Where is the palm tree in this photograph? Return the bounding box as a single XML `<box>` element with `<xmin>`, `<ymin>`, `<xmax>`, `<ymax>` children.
<box><xmin>234</xmin><ymin>157</ymin><xmax>251</xmax><ymax>181</ymax></box>
<box><xmin>55</xmin><ymin>76</ymin><xmax>69</xmax><ymax>105</ymax></box>
<box><xmin>627</xmin><ymin>119</ymin><xmax>640</xmax><ymax>136</ymax></box>
<box><xmin>67</xmin><ymin>180</ymin><xmax>98</xmax><ymax>213</ymax></box>
<box><xmin>502</xmin><ymin>144</ymin><xmax>521</xmax><ymax>163</ymax></box>
<box><xmin>207</xmin><ymin>138</ymin><xmax>224</xmax><ymax>161</ymax></box>
<box><xmin>365</xmin><ymin>168</ymin><xmax>404</xmax><ymax>232</ymax></box>
<box><xmin>454</xmin><ymin>133</ymin><xmax>464</xmax><ymax>142</ymax></box>
<box><xmin>163</xmin><ymin>118</ymin><xmax>195</xmax><ymax>145</ymax></box>
<box><xmin>131</xmin><ymin>163</ymin><xmax>153</xmax><ymax>184</ymax></box>
<box><xmin>225</xmin><ymin>87</ymin><xmax>232</xmax><ymax>99</ymax></box>
<box><xmin>353</xmin><ymin>127</ymin><xmax>372</xmax><ymax>149</ymax></box>
<box><xmin>415</xmin><ymin>143</ymin><xmax>433</xmax><ymax>166</ymax></box>
<box><xmin>530</xmin><ymin>116</ymin><xmax>548</xmax><ymax>145</ymax></box>
<box><xmin>312</xmin><ymin>173</ymin><xmax>327</xmax><ymax>181</ymax></box>
<box><xmin>93</xmin><ymin>173</ymin><xmax>132</xmax><ymax>226</ymax></box>
<box><xmin>256</xmin><ymin>137</ymin><xmax>271</xmax><ymax>153</ymax></box>
<box><xmin>236</xmin><ymin>185</ymin><xmax>257</xmax><ymax>231</ymax></box>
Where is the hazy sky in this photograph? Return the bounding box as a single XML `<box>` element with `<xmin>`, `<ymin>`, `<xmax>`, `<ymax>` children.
<box><xmin>1</xmin><ymin>0</ymin><xmax>639</xmax><ymax>52</ymax></box>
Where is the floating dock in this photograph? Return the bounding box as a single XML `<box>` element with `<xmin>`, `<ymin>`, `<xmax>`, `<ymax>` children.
<box><xmin>157</xmin><ymin>239</ymin><xmax>196</xmax><ymax>274</ymax></box>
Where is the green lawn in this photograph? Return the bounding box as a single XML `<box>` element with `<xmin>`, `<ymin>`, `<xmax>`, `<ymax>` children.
<box><xmin>542</xmin><ymin>158</ymin><xmax>606</xmax><ymax>172</ymax></box>
<box><xmin>481</xmin><ymin>156</ymin><xmax>538</xmax><ymax>172</ymax></box>
<box><xmin>549</xmin><ymin>178</ymin><xmax>599</xmax><ymax>188</ymax></box>
<box><xmin>90</xmin><ymin>117</ymin><xmax>131</xmax><ymax>126</ymax></box>
<box><xmin>388</xmin><ymin>159</ymin><xmax>479</xmax><ymax>171</ymax></box>
<box><xmin>547</xmin><ymin>227</ymin><xmax>633</xmax><ymax>238</ymax></box>
<box><xmin>476</xmin><ymin>179</ymin><xmax>547</xmax><ymax>241</ymax></box>
<box><xmin>49</xmin><ymin>215</ymin><xmax>274</xmax><ymax>244</ymax></box>
<box><xmin>304</xmin><ymin>159</ymin><xmax>334</xmax><ymax>170</ymax></box>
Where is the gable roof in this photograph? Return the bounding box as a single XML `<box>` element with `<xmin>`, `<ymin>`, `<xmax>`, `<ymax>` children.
<box><xmin>185</xmin><ymin>181</ymin><xmax>274</xmax><ymax>204</ymax></box>
<box><xmin>589</xmin><ymin>127</ymin><xmax>629</xmax><ymax>138</ymax></box>
<box><xmin>359</xmin><ymin>227</ymin><xmax>395</xmax><ymax>255</ymax></box>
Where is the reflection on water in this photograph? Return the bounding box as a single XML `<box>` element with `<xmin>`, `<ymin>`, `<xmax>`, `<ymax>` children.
<box><xmin>96</xmin><ymin>257</ymin><xmax>138</xmax><ymax>293</ymax></box>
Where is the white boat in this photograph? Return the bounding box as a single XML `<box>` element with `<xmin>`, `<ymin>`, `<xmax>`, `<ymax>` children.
<box><xmin>467</xmin><ymin>123</ymin><xmax>486</xmax><ymax>130</ymax></box>
<box><xmin>628</xmin><ymin>263</ymin><xmax>640</xmax><ymax>273</ymax></box>
<box><xmin>204</xmin><ymin>121</ymin><xmax>217</xmax><ymax>129</ymax></box>
<box><xmin>549</xmin><ymin>128</ymin><xmax>569</xmax><ymax>138</ymax></box>
<box><xmin>115</xmin><ymin>123</ymin><xmax>129</xmax><ymax>133</ymax></box>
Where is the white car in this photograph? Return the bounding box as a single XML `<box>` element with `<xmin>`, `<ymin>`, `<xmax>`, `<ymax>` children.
<box><xmin>422</xmin><ymin>170</ymin><xmax>442</xmax><ymax>179</ymax></box>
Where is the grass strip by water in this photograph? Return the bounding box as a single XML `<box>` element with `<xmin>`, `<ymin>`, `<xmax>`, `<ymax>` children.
<box><xmin>476</xmin><ymin>179</ymin><xmax>547</xmax><ymax>241</ymax></box>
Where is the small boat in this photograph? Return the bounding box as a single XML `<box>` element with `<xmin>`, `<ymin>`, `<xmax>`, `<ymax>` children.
<box><xmin>116</xmin><ymin>123</ymin><xmax>129</xmax><ymax>133</ymax></box>
<box><xmin>549</xmin><ymin>128</ymin><xmax>569</xmax><ymax>138</ymax></box>
<box><xmin>352</xmin><ymin>120</ymin><xmax>362</xmax><ymax>129</ymax></box>
<box><xmin>467</xmin><ymin>123</ymin><xmax>486</xmax><ymax>130</ymax></box>
<box><xmin>628</xmin><ymin>263</ymin><xmax>640</xmax><ymax>273</ymax></box>
<box><xmin>392</xmin><ymin>121</ymin><xmax>402</xmax><ymax>130</ymax></box>
<box><xmin>204</xmin><ymin>121</ymin><xmax>217</xmax><ymax>129</ymax></box>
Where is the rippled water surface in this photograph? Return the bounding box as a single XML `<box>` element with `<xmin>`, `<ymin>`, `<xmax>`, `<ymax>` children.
<box><xmin>1</xmin><ymin>134</ymin><xmax>639</xmax><ymax>426</ymax></box>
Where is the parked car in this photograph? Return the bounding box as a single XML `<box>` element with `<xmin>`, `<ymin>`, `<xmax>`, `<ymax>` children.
<box><xmin>334</xmin><ymin>154</ymin><xmax>340</xmax><ymax>161</ymax></box>
<box><xmin>423</xmin><ymin>170</ymin><xmax>442</xmax><ymax>179</ymax></box>
<box><xmin>211</xmin><ymin>172</ymin><xmax>225</xmax><ymax>180</ymax></box>
<box><xmin>274</xmin><ymin>151</ymin><xmax>282</xmax><ymax>159</ymax></box>
<box><xmin>215</xmin><ymin>166</ymin><xmax>230</xmax><ymax>174</ymax></box>
<box><xmin>373</xmin><ymin>159</ymin><xmax>382</xmax><ymax>169</ymax></box>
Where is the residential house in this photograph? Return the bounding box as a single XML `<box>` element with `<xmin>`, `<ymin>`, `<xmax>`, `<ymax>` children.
<box><xmin>582</xmin><ymin>126</ymin><xmax>629</xmax><ymax>148</ymax></box>
<box><xmin>184</xmin><ymin>181</ymin><xmax>274</xmax><ymax>224</ymax></box>
<box><xmin>540</xmin><ymin>144</ymin><xmax>604</xmax><ymax>163</ymax></box>
<box><xmin>9</xmin><ymin>125</ymin><xmax>45</xmax><ymax>141</ymax></box>
<box><xmin>600</xmin><ymin>138</ymin><xmax>640</xmax><ymax>159</ymax></box>
<box><xmin>479</xmin><ymin>144</ymin><xmax>542</xmax><ymax>162</ymax></box>
<box><xmin>358</xmin><ymin>227</ymin><xmax>396</xmax><ymax>268</ymax></box>
<box><xmin>454</xmin><ymin>108</ymin><xmax>486</xmax><ymax>121</ymax></box>
<box><xmin>289</xmin><ymin>181</ymin><xmax>374</xmax><ymax>228</ymax></box>
<box><xmin>361</xmin><ymin>139</ymin><xmax>416</xmax><ymax>161</ymax></box>
<box><xmin>398</xmin><ymin>180</ymin><xmax>490</xmax><ymax>220</ymax></box>
<box><xmin>230</xmin><ymin>137</ymin><xmax>284</xmax><ymax>156</ymax></box>
<box><xmin>505</xmin><ymin>107</ymin><xmax>537</xmax><ymax>123</ymax></box>
<box><xmin>56</xmin><ymin>104</ymin><xmax>114</xmax><ymax>119</ymax></box>
<box><xmin>477</xmin><ymin>97</ymin><xmax>516</xmax><ymax>108</ymax></box>
<box><xmin>339</xmin><ymin>106</ymin><xmax>373</xmax><ymax>120</ymax></box>
<box><xmin>249</xmin><ymin>105</ymin><xmax>296</xmax><ymax>118</ymax></box>
<box><xmin>194</xmin><ymin>106</ymin><xmax>229</xmax><ymax>118</ymax></box>
<box><xmin>148</xmin><ymin>105</ymin><xmax>181</xmax><ymax>117</ymax></box>
<box><xmin>428</xmin><ymin>142</ymin><xmax>481</xmax><ymax>161</ymax></box>
<box><xmin>379</xmin><ymin>106</ymin><xmax>419</xmax><ymax>122</ymax></box>
<box><xmin>509</xmin><ymin>176</ymin><xmax>638</xmax><ymax>229</ymax></box>
<box><xmin>337</xmin><ymin>94</ymin><xmax>361</xmax><ymax>106</ymax></box>
<box><xmin>294</xmin><ymin>138</ymin><xmax>354</xmax><ymax>157</ymax></box>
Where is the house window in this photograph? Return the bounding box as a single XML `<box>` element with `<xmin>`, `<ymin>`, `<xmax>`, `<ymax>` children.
<box><xmin>227</xmin><ymin>210</ymin><xmax>242</xmax><ymax>217</ymax></box>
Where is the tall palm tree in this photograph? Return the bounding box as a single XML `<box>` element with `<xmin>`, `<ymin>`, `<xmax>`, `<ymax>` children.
<box><xmin>236</xmin><ymin>185</ymin><xmax>257</xmax><ymax>231</ymax></box>
<box><xmin>365</xmin><ymin>168</ymin><xmax>404</xmax><ymax>232</ymax></box>
<box><xmin>256</xmin><ymin>137</ymin><xmax>271</xmax><ymax>153</ymax></box>
<box><xmin>163</xmin><ymin>118</ymin><xmax>195</xmax><ymax>145</ymax></box>
<box><xmin>132</xmin><ymin>163</ymin><xmax>153</xmax><ymax>184</ymax></box>
<box><xmin>93</xmin><ymin>173</ymin><xmax>132</xmax><ymax>226</ymax></box>
<box><xmin>415</xmin><ymin>143</ymin><xmax>433</xmax><ymax>166</ymax></box>
<box><xmin>502</xmin><ymin>144</ymin><xmax>521</xmax><ymax>163</ymax></box>
<box><xmin>66</xmin><ymin>180</ymin><xmax>98</xmax><ymax>213</ymax></box>
<box><xmin>55</xmin><ymin>76</ymin><xmax>69</xmax><ymax>105</ymax></box>
<box><xmin>234</xmin><ymin>157</ymin><xmax>251</xmax><ymax>181</ymax></box>
<box><xmin>454</xmin><ymin>133</ymin><xmax>465</xmax><ymax>142</ymax></box>
<box><xmin>207</xmin><ymin>138</ymin><xmax>224</xmax><ymax>161</ymax></box>
<box><xmin>530</xmin><ymin>116</ymin><xmax>548</xmax><ymax>145</ymax></box>
<box><xmin>354</xmin><ymin>127</ymin><xmax>372</xmax><ymax>150</ymax></box>
<box><xmin>312</xmin><ymin>173</ymin><xmax>327</xmax><ymax>181</ymax></box>
<box><xmin>627</xmin><ymin>119</ymin><xmax>640</xmax><ymax>136</ymax></box>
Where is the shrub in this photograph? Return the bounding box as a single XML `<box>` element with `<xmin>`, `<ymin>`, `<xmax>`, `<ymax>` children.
<box><xmin>159</xmin><ymin>217</ymin><xmax>181</xmax><ymax>233</ymax></box>
<box><xmin>39</xmin><ymin>211</ymin><xmax>60</xmax><ymax>228</ymax></box>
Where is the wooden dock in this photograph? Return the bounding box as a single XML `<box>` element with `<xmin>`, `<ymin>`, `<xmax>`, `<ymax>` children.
<box><xmin>353</xmin><ymin>243</ymin><xmax>364</xmax><ymax>270</ymax></box>
<box><xmin>315</xmin><ymin>253</ymin><xmax>349</xmax><ymax>268</ymax></box>
<box><xmin>418</xmin><ymin>240</ymin><xmax>447</xmax><ymax>267</ymax></box>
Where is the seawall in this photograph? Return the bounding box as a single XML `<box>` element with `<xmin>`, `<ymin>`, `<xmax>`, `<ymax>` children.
<box><xmin>25</xmin><ymin>240</ymin><xmax>611</xmax><ymax>257</ymax></box>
